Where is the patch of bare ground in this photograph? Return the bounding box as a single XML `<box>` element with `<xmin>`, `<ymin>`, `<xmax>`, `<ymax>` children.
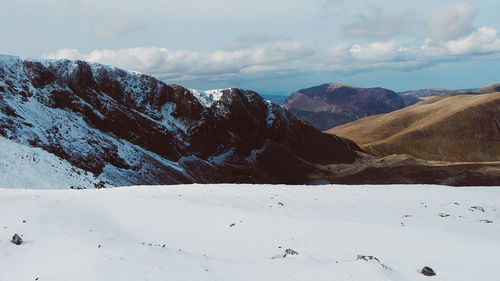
<box><xmin>319</xmin><ymin>154</ymin><xmax>500</xmax><ymax>186</ymax></box>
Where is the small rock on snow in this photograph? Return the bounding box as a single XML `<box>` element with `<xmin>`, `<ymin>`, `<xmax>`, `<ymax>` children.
<box><xmin>469</xmin><ymin>206</ymin><xmax>485</xmax><ymax>212</ymax></box>
<box><xmin>11</xmin><ymin>234</ymin><xmax>23</xmax><ymax>245</ymax></box>
<box><xmin>283</xmin><ymin>248</ymin><xmax>299</xmax><ymax>258</ymax></box>
<box><xmin>421</xmin><ymin>266</ymin><xmax>436</xmax><ymax>276</ymax></box>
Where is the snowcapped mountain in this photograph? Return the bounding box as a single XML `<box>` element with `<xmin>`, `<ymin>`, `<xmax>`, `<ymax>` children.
<box><xmin>0</xmin><ymin>55</ymin><xmax>361</xmax><ymax>188</ymax></box>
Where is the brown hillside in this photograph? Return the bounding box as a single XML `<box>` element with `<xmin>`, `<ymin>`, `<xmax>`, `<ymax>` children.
<box><xmin>327</xmin><ymin>92</ymin><xmax>500</xmax><ymax>162</ymax></box>
<box><xmin>325</xmin><ymin>154</ymin><xmax>500</xmax><ymax>186</ymax></box>
<box><xmin>475</xmin><ymin>83</ymin><xmax>500</xmax><ymax>94</ymax></box>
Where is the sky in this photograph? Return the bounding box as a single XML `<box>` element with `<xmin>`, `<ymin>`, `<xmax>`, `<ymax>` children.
<box><xmin>1</xmin><ymin>0</ymin><xmax>500</xmax><ymax>94</ymax></box>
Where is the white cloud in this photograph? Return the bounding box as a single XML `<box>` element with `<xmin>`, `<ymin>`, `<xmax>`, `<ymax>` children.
<box><xmin>44</xmin><ymin>41</ymin><xmax>315</xmax><ymax>81</ymax></box>
<box><xmin>44</xmin><ymin>26</ymin><xmax>500</xmax><ymax>84</ymax></box>
<box><xmin>331</xmin><ymin>26</ymin><xmax>500</xmax><ymax>64</ymax></box>
<box><xmin>446</xmin><ymin>26</ymin><xmax>500</xmax><ymax>55</ymax></box>
<box><xmin>428</xmin><ymin>2</ymin><xmax>478</xmax><ymax>41</ymax></box>
<box><xmin>348</xmin><ymin>40</ymin><xmax>416</xmax><ymax>61</ymax></box>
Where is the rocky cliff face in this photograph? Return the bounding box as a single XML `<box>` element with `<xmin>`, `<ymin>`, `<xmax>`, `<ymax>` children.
<box><xmin>284</xmin><ymin>83</ymin><xmax>408</xmax><ymax>131</ymax></box>
<box><xmin>0</xmin><ymin>55</ymin><xmax>361</xmax><ymax>188</ymax></box>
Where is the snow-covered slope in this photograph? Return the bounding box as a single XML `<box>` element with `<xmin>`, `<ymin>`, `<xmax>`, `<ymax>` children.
<box><xmin>0</xmin><ymin>55</ymin><xmax>361</xmax><ymax>188</ymax></box>
<box><xmin>0</xmin><ymin>137</ymin><xmax>99</xmax><ymax>189</ymax></box>
<box><xmin>0</xmin><ymin>184</ymin><xmax>498</xmax><ymax>280</ymax></box>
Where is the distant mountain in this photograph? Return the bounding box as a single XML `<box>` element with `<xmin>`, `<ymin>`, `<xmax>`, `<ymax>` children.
<box><xmin>283</xmin><ymin>83</ymin><xmax>410</xmax><ymax>131</ymax></box>
<box><xmin>398</xmin><ymin>88</ymin><xmax>458</xmax><ymax>98</ymax></box>
<box><xmin>398</xmin><ymin>88</ymin><xmax>459</xmax><ymax>106</ymax></box>
<box><xmin>475</xmin><ymin>83</ymin><xmax>500</xmax><ymax>94</ymax></box>
<box><xmin>0</xmin><ymin>55</ymin><xmax>361</xmax><ymax>188</ymax></box>
<box><xmin>327</xmin><ymin>91</ymin><xmax>500</xmax><ymax>162</ymax></box>
<box><xmin>399</xmin><ymin>95</ymin><xmax>423</xmax><ymax>107</ymax></box>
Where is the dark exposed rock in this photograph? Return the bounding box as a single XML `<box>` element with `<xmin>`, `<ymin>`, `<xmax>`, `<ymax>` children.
<box><xmin>11</xmin><ymin>233</ymin><xmax>23</xmax><ymax>245</ymax></box>
<box><xmin>357</xmin><ymin>255</ymin><xmax>380</xmax><ymax>263</ymax></box>
<box><xmin>421</xmin><ymin>266</ymin><xmax>436</xmax><ymax>276</ymax></box>
<box><xmin>22</xmin><ymin>61</ymin><xmax>56</xmax><ymax>89</ymax></box>
<box><xmin>357</xmin><ymin>255</ymin><xmax>390</xmax><ymax>270</ymax></box>
<box><xmin>283</xmin><ymin>248</ymin><xmax>299</xmax><ymax>258</ymax></box>
<box><xmin>1</xmin><ymin>104</ymin><xmax>21</xmax><ymax>118</ymax></box>
<box><xmin>94</xmin><ymin>181</ymin><xmax>107</xmax><ymax>189</ymax></box>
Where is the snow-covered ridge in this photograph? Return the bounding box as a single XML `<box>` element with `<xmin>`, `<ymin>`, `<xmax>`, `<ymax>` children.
<box><xmin>0</xmin><ymin>54</ymin><xmax>21</xmax><ymax>67</ymax></box>
<box><xmin>1</xmin><ymin>184</ymin><xmax>499</xmax><ymax>281</ymax></box>
<box><xmin>189</xmin><ymin>88</ymin><xmax>231</xmax><ymax>107</ymax></box>
<box><xmin>0</xmin><ymin>55</ymin><xmax>361</xmax><ymax>188</ymax></box>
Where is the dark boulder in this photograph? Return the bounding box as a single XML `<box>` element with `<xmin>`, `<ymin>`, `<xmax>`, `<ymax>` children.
<box><xmin>421</xmin><ymin>266</ymin><xmax>436</xmax><ymax>276</ymax></box>
<box><xmin>283</xmin><ymin>248</ymin><xmax>299</xmax><ymax>258</ymax></box>
<box><xmin>11</xmin><ymin>234</ymin><xmax>23</xmax><ymax>245</ymax></box>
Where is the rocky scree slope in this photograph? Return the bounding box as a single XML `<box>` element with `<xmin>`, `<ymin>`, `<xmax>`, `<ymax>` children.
<box><xmin>0</xmin><ymin>55</ymin><xmax>361</xmax><ymax>188</ymax></box>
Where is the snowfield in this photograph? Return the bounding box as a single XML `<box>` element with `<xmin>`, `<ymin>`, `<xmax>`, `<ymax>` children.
<box><xmin>0</xmin><ymin>184</ymin><xmax>498</xmax><ymax>281</ymax></box>
<box><xmin>0</xmin><ymin>137</ymin><xmax>100</xmax><ymax>189</ymax></box>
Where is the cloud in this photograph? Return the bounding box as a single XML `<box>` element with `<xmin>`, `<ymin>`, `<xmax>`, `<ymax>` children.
<box><xmin>348</xmin><ymin>40</ymin><xmax>416</xmax><ymax>62</ymax></box>
<box><xmin>44</xmin><ymin>41</ymin><xmax>315</xmax><ymax>81</ymax></box>
<box><xmin>341</xmin><ymin>5</ymin><xmax>418</xmax><ymax>40</ymax></box>
<box><xmin>44</xmin><ymin>26</ymin><xmax>500</xmax><ymax>84</ymax></box>
<box><xmin>331</xmin><ymin>26</ymin><xmax>500</xmax><ymax>61</ymax></box>
<box><xmin>446</xmin><ymin>26</ymin><xmax>500</xmax><ymax>55</ymax></box>
<box><xmin>428</xmin><ymin>2</ymin><xmax>478</xmax><ymax>41</ymax></box>
<box><xmin>92</xmin><ymin>20</ymin><xmax>146</xmax><ymax>39</ymax></box>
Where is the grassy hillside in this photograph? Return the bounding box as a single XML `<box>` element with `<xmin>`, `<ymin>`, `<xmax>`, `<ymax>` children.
<box><xmin>327</xmin><ymin>92</ymin><xmax>500</xmax><ymax>162</ymax></box>
<box><xmin>475</xmin><ymin>83</ymin><xmax>500</xmax><ymax>94</ymax></box>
